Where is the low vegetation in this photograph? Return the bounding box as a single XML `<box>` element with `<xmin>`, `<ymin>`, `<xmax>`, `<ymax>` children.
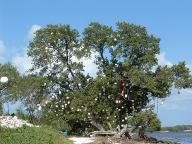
<box><xmin>0</xmin><ymin>126</ymin><xmax>72</xmax><ymax>144</ymax></box>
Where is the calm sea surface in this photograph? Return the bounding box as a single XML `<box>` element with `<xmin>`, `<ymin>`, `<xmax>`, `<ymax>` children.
<box><xmin>147</xmin><ymin>132</ymin><xmax>192</xmax><ymax>144</ymax></box>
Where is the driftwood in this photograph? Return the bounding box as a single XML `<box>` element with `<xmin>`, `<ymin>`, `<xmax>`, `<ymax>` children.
<box><xmin>89</xmin><ymin>124</ymin><xmax>136</xmax><ymax>139</ymax></box>
<box><xmin>90</xmin><ymin>131</ymin><xmax>117</xmax><ymax>137</ymax></box>
<box><xmin>89</xmin><ymin>117</ymin><xmax>141</xmax><ymax>139</ymax></box>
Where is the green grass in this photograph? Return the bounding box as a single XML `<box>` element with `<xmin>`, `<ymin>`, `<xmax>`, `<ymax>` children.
<box><xmin>0</xmin><ymin>126</ymin><xmax>73</xmax><ymax>144</ymax></box>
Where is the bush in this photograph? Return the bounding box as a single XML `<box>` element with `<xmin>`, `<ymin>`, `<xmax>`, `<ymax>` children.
<box><xmin>0</xmin><ymin>126</ymin><xmax>73</xmax><ymax>144</ymax></box>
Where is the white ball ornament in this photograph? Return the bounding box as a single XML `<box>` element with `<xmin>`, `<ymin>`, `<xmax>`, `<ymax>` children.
<box><xmin>38</xmin><ymin>106</ymin><xmax>42</xmax><ymax>111</ymax></box>
<box><xmin>0</xmin><ymin>76</ymin><xmax>8</xmax><ymax>83</ymax></box>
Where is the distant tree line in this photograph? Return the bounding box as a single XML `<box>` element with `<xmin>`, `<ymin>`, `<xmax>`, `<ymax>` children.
<box><xmin>161</xmin><ymin>125</ymin><xmax>192</xmax><ymax>132</ymax></box>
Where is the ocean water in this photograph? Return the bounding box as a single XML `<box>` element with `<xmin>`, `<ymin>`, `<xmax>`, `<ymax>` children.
<box><xmin>147</xmin><ymin>132</ymin><xmax>192</xmax><ymax>144</ymax></box>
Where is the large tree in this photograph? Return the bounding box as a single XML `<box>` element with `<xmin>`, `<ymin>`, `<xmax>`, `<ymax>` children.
<box><xmin>27</xmin><ymin>22</ymin><xmax>192</xmax><ymax>138</ymax></box>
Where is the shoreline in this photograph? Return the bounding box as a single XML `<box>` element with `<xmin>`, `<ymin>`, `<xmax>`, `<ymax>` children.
<box><xmin>69</xmin><ymin>136</ymin><xmax>178</xmax><ymax>144</ymax></box>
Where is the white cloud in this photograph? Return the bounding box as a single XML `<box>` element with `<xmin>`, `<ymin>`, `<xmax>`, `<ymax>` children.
<box><xmin>156</xmin><ymin>52</ymin><xmax>172</xmax><ymax>66</ymax></box>
<box><xmin>12</xmin><ymin>53</ymin><xmax>32</xmax><ymax>74</ymax></box>
<box><xmin>159</xmin><ymin>88</ymin><xmax>192</xmax><ymax>111</ymax></box>
<box><xmin>11</xmin><ymin>24</ymin><xmax>41</xmax><ymax>74</ymax></box>
<box><xmin>183</xmin><ymin>89</ymin><xmax>192</xmax><ymax>95</ymax></box>
<box><xmin>82</xmin><ymin>52</ymin><xmax>98</xmax><ymax>77</ymax></box>
<box><xmin>28</xmin><ymin>24</ymin><xmax>42</xmax><ymax>39</ymax></box>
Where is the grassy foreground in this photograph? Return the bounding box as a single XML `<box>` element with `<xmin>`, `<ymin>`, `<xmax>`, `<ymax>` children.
<box><xmin>0</xmin><ymin>126</ymin><xmax>73</xmax><ymax>144</ymax></box>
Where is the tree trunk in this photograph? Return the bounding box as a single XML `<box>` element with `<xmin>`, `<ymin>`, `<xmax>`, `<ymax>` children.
<box><xmin>138</xmin><ymin>127</ymin><xmax>146</xmax><ymax>139</ymax></box>
<box><xmin>91</xmin><ymin>118</ymin><xmax>105</xmax><ymax>131</ymax></box>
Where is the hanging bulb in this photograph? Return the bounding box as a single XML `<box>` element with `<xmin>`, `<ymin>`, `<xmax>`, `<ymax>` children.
<box><xmin>125</xmin><ymin>94</ymin><xmax>128</xmax><ymax>98</ymax></box>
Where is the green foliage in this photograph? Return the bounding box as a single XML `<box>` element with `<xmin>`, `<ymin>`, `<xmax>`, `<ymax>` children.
<box><xmin>131</xmin><ymin>108</ymin><xmax>161</xmax><ymax>131</ymax></box>
<box><xmin>0</xmin><ymin>126</ymin><xmax>72</xmax><ymax>144</ymax></box>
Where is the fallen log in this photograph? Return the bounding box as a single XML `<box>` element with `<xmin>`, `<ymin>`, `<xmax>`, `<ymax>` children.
<box><xmin>89</xmin><ymin>131</ymin><xmax>117</xmax><ymax>137</ymax></box>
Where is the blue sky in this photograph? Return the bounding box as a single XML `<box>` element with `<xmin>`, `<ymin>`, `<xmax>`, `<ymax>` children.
<box><xmin>0</xmin><ymin>0</ymin><xmax>192</xmax><ymax>126</ymax></box>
